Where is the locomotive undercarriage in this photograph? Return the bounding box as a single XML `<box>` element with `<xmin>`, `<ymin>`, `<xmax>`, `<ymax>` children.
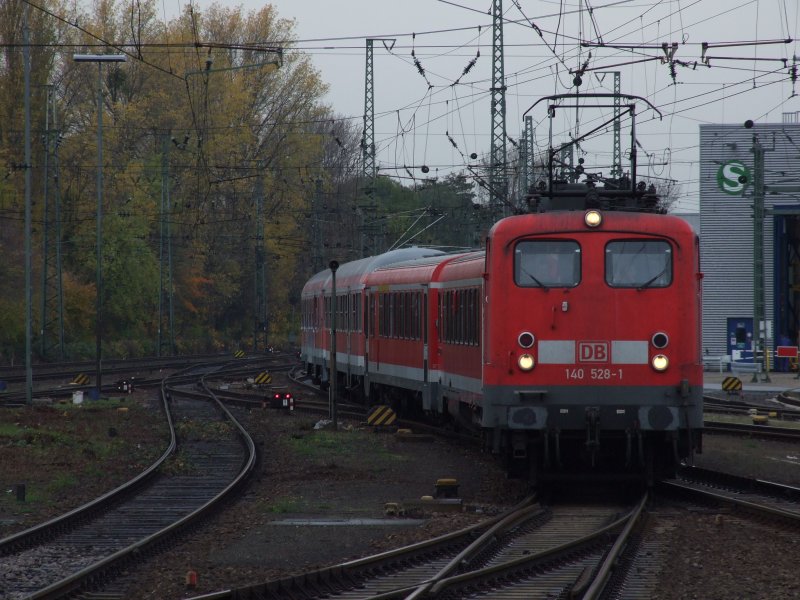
<box><xmin>489</xmin><ymin>426</ymin><xmax>701</xmax><ymax>483</ymax></box>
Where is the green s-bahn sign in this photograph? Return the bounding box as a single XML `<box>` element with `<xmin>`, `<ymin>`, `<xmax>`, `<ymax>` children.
<box><xmin>716</xmin><ymin>160</ymin><xmax>751</xmax><ymax>195</ymax></box>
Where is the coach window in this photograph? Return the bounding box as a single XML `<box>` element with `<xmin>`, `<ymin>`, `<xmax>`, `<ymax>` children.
<box><xmin>378</xmin><ymin>294</ymin><xmax>385</xmax><ymax>337</ymax></box>
<box><xmin>514</xmin><ymin>241</ymin><xmax>580</xmax><ymax>288</ymax></box>
<box><xmin>368</xmin><ymin>294</ymin><xmax>375</xmax><ymax>337</ymax></box>
<box><xmin>606</xmin><ymin>240</ymin><xmax>672</xmax><ymax>288</ymax></box>
<box><xmin>423</xmin><ymin>292</ymin><xmax>428</xmax><ymax>344</ymax></box>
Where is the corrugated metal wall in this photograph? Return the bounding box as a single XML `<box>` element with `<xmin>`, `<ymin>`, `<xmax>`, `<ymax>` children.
<box><xmin>699</xmin><ymin>119</ymin><xmax>800</xmax><ymax>358</ymax></box>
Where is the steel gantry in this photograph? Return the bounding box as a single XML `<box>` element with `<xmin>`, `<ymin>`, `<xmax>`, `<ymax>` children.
<box><xmin>360</xmin><ymin>39</ymin><xmax>394</xmax><ymax>256</ymax></box>
<box><xmin>489</xmin><ymin>0</ymin><xmax>508</xmax><ymax>218</ymax></box>
<box><xmin>362</xmin><ymin>39</ymin><xmax>376</xmax><ymax>184</ymax></box>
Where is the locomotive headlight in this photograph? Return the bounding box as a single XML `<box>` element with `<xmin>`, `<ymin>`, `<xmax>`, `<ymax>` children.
<box><xmin>584</xmin><ymin>209</ymin><xmax>602</xmax><ymax>228</ymax></box>
<box><xmin>518</xmin><ymin>353</ymin><xmax>535</xmax><ymax>371</ymax></box>
<box><xmin>651</xmin><ymin>354</ymin><xmax>669</xmax><ymax>371</ymax></box>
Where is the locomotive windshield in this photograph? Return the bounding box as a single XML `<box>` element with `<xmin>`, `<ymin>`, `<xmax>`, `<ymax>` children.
<box><xmin>514</xmin><ymin>241</ymin><xmax>580</xmax><ymax>288</ymax></box>
<box><xmin>605</xmin><ymin>240</ymin><xmax>672</xmax><ymax>288</ymax></box>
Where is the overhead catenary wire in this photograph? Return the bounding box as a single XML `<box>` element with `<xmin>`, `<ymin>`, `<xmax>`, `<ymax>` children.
<box><xmin>14</xmin><ymin>0</ymin><xmax>800</xmax><ymax>217</ymax></box>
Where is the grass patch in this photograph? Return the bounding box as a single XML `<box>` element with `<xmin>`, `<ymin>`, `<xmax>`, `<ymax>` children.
<box><xmin>285</xmin><ymin>429</ymin><xmax>407</xmax><ymax>469</ymax></box>
<box><xmin>0</xmin><ymin>399</ymin><xmax>168</xmax><ymax>530</ymax></box>
<box><xmin>46</xmin><ymin>472</ymin><xmax>79</xmax><ymax>494</ymax></box>
<box><xmin>257</xmin><ymin>497</ymin><xmax>302</xmax><ymax>513</ymax></box>
<box><xmin>0</xmin><ymin>422</ymin><xmax>26</xmax><ymax>438</ymax></box>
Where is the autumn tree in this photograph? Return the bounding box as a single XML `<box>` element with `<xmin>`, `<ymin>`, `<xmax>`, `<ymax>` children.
<box><xmin>0</xmin><ymin>0</ymin><xmax>335</xmax><ymax>361</ymax></box>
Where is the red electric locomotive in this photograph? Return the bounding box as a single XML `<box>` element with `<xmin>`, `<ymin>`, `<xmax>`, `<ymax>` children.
<box><xmin>480</xmin><ymin>207</ymin><xmax>702</xmax><ymax>479</ymax></box>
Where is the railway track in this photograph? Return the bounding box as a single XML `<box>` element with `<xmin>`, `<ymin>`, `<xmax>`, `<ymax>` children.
<box><xmin>661</xmin><ymin>465</ymin><xmax>800</xmax><ymax>520</ymax></box>
<box><xmin>0</xmin><ymin>354</ymin><xmax>295</xmax><ymax>407</ymax></box>
<box><xmin>171</xmin><ymin>457</ymin><xmax>800</xmax><ymax>600</ymax></box>
<box><xmin>0</xmin><ymin>366</ymin><xmax>257</xmax><ymax>600</ymax></box>
<box><xmin>6</xmin><ymin>362</ymin><xmax>799</xmax><ymax>598</ymax></box>
<box><xmin>182</xmin><ymin>493</ymin><xmax>649</xmax><ymax>600</ymax></box>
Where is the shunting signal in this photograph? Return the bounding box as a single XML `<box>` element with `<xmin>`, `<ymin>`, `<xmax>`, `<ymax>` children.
<box><xmin>71</xmin><ymin>373</ymin><xmax>90</xmax><ymax>385</ymax></box>
<box><xmin>368</xmin><ymin>405</ymin><xmax>397</xmax><ymax>427</ymax></box>
<box><xmin>254</xmin><ymin>372</ymin><xmax>272</xmax><ymax>385</ymax></box>
<box><xmin>264</xmin><ymin>392</ymin><xmax>294</xmax><ymax>410</ymax></box>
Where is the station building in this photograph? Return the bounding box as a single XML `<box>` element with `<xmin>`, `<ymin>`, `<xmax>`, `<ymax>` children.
<box><xmin>698</xmin><ymin>114</ymin><xmax>800</xmax><ymax>367</ymax></box>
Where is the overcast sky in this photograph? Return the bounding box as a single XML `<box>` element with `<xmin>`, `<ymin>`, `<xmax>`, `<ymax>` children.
<box><xmin>179</xmin><ymin>1</ymin><xmax>800</xmax><ymax>212</ymax></box>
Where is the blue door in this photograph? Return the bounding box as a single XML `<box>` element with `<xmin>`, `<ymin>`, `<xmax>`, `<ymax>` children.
<box><xmin>726</xmin><ymin>317</ymin><xmax>753</xmax><ymax>361</ymax></box>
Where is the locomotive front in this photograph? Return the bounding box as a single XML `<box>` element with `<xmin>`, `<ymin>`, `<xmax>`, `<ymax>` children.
<box><xmin>481</xmin><ymin>209</ymin><xmax>703</xmax><ymax>480</ymax></box>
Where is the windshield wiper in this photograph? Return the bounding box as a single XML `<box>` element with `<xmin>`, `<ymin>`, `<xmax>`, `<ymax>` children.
<box><xmin>637</xmin><ymin>267</ymin><xmax>667</xmax><ymax>291</ymax></box>
<box><xmin>521</xmin><ymin>266</ymin><xmax>549</xmax><ymax>290</ymax></box>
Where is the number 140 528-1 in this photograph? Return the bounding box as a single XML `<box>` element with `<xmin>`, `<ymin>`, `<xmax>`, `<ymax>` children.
<box><xmin>565</xmin><ymin>368</ymin><xmax>623</xmax><ymax>380</ymax></box>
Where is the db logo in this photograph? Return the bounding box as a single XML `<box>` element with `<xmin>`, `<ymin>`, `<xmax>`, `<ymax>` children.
<box><xmin>578</xmin><ymin>341</ymin><xmax>609</xmax><ymax>363</ymax></box>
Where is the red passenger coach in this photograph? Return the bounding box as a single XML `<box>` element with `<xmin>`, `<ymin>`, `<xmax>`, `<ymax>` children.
<box><xmin>430</xmin><ymin>253</ymin><xmax>486</xmax><ymax>421</ymax></box>
<box><xmin>363</xmin><ymin>253</ymin><xmax>466</xmax><ymax>408</ymax></box>
<box><xmin>300</xmin><ymin>248</ymin><xmax>443</xmax><ymax>394</ymax></box>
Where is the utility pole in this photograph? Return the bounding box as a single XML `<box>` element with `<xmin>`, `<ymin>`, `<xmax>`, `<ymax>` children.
<box><xmin>312</xmin><ymin>178</ymin><xmax>323</xmax><ymax>273</ymax></box>
<box><xmin>158</xmin><ymin>134</ymin><xmax>175</xmax><ymax>356</ymax></box>
<box><xmin>489</xmin><ymin>0</ymin><xmax>508</xmax><ymax>219</ymax></box>
<box><xmin>39</xmin><ymin>86</ymin><xmax>65</xmax><ymax>361</ymax></box>
<box><xmin>329</xmin><ymin>260</ymin><xmax>339</xmax><ymax>429</ymax></box>
<box><xmin>73</xmin><ymin>53</ymin><xmax>128</xmax><ymax>397</ymax></box>
<box><xmin>254</xmin><ymin>171</ymin><xmax>267</xmax><ymax>351</ymax></box>
<box><xmin>748</xmin><ymin>120</ymin><xmax>771</xmax><ymax>382</ymax></box>
<box><xmin>23</xmin><ymin>4</ymin><xmax>32</xmax><ymax>404</ymax></box>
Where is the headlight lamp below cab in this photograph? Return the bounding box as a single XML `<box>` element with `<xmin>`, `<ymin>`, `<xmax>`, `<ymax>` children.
<box><xmin>518</xmin><ymin>353</ymin><xmax>535</xmax><ymax>371</ymax></box>
<box><xmin>651</xmin><ymin>354</ymin><xmax>669</xmax><ymax>371</ymax></box>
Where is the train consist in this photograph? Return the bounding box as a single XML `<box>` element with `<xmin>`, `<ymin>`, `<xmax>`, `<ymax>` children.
<box><xmin>300</xmin><ymin>188</ymin><xmax>703</xmax><ymax>481</ymax></box>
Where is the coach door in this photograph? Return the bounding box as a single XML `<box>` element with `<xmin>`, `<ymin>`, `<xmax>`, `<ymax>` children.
<box><xmin>364</xmin><ymin>290</ymin><xmax>371</xmax><ymax>373</ymax></box>
<box><xmin>422</xmin><ymin>288</ymin><xmax>432</xmax><ymax>410</ymax></box>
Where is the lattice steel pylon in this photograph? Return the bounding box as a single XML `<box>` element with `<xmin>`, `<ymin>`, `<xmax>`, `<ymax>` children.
<box><xmin>489</xmin><ymin>0</ymin><xmax>508</xmax><ymax>218</ymax></box>
<box><xmin>609</xmin><ymin>71</ymin><xmax>622</xmax><ymax>178</ymax></box>
<box><xmin>523</xmin><ymin>115</ymin><xmax>535</xmax><ymax>192</ymax></box>
<box><xmin>359</xmin><ymin>39</ymin><xmax>377</xmax><ymax>257</ymax></box>
<box><xmin>362</xmin><ymin>39</ymin><xmax>376</xmax><ymax>183</ymax></box>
